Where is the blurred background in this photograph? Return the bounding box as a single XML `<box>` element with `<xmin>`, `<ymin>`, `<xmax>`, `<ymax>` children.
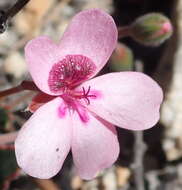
<box><xmin>0</xmin><ymin>0</ymin><xmax>180</xmax><ymax>189</ymax></box>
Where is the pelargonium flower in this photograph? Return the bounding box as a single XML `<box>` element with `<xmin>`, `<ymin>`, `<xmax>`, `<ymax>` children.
<box><xmin>15</xmin><ymin>9</ymin><xmax>163</xmax><ymax>180</ymax></box>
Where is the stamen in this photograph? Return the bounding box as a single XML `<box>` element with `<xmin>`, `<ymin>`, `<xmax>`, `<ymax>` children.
<box><xmin>81</xmin><ymin>86</ymin><xmax>96</xmax><ymax>105</ymax></box>
<box><xmin>63</xmin><ymin>86</ymin><xmax>96</xmax><ymax>105</ymax></box>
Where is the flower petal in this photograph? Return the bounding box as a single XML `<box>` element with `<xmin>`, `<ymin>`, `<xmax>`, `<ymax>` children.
<box><xmin>25</xmin><ymin>9</ymin><xmax>117</xmax><ymax>95</ymax></box>
<box><xmin>81</xmin><ymin>72</ymin><xmax>163</xmax><ymax>130</ymax></box>
<box><xmin>59</xmin><ymin>9</ymin><xmax>118</xmax><ymax>76</ymax></box>
<box><xmin>15</xmin><ymin>97</ymin><xmax>71</xmax><ymax>179</ymax></box>
<box><xmin>72</xmin><ymin>112</ymin><xmax>119</xmax><ymax>180</ymax></box>
<box><xmin>25</xmin><ymin>36</ymin><xmax>61</xmax><ymax>95</ymax></box>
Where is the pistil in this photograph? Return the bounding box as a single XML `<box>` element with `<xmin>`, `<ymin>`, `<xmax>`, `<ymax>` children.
<box><xmin>67</xmin><ymin>86</ymin><xmax>96</xmax><ymax>105</ymax></box>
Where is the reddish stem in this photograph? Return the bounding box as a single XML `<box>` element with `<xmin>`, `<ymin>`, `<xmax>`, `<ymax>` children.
<box><xmin>0</xmin><ymin>131</ymin><xmax>18</xmax><ymax>145</ymax></box>
<box><xmin>0</xmin><ymin>144</ymin><xmax>14</xmax><ymax>150</ymax></box>
<box><xmin>0</xmin><ymin>86</ymin><xmax>23</xmax><ymax>98</ymax></box>
<box><xmin>0</xmin><ymin>81</ymin><xmax>39</xmax><ymax>98</ymax></box>
<box><xmin>21</xmin><ymin>81</ymin><xmax>39</xmax><ymax>91</ymax></box>
<box><xmin>118</xmin><ymin>26</ymin><xmax>132</xmax><ymax>38</ymax></box>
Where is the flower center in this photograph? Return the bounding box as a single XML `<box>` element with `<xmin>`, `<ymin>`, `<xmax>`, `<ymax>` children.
<box><xmin>59</xmin><ymin>86</ymin><xmax>96</xmax><ymax>123</ymax></box>
<box><xmin>65</xmin><ymin>86</ymin><xmax>96</xmax><ymax>105</ymax></box>
<box><xmin>48</xmin><ymin>55</ymin><xmax>96</xmax><ymax>93</ymax></box>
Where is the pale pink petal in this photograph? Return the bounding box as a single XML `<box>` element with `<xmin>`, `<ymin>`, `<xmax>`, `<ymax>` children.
<box><xmin>80</xmin><ymin>72</ymin><xmax>163</xmax><ymax>130</ymax></box>
<box><xmin>15</xmin><ymin>97</ymin><xmax>71</xmax><ymax>179</ymax></box>
<box><xmin>59</xmin><ymin>9</ymin><xmax>118</xmax><ymax>76</ymax></box>
<box><xmin>72</xmin><ymin>112</ymin><xmax>119</xmax><ymax>180</ymax></box>
<box><xmin>25</xmin><ymin>10</ymin><xmax>117</xmax><ymax>95</ymax></box>
<box><xmin>25</xmin><ymin>36</ymin><xmax>62</xmax><ymax>95</ymax></box>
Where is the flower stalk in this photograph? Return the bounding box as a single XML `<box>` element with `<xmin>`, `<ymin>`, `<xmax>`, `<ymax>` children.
<box><xmin>0</xmin><ymin>81</ymin><xmax>39</xmax><ymax>98</ymax></box>
<box><xmin>0</xmin><ymin>131</ymin><xmax>18</xmax><ymax>145</ymax></box>
<box><xmin>118</xmin><ymin>26</ymin><xmax>132</xmax><ymax>38</ymax></box>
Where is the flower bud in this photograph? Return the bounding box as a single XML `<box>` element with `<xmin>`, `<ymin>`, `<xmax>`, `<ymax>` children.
<box><xmin>110</xmin><ymin>43</ymin><xmax>133</xmax><ymax>71</ymax></box>
<box><xmin>130</xmin><ymin>13</ymin><xmax>173</xmax><ymax>46</ymax></box>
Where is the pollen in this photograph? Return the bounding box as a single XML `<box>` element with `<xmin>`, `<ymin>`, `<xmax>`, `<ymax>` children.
<box><xmin>48</xmin><ymin>55</ymin><xmax>96</xmax><ymax>93</ymax></box>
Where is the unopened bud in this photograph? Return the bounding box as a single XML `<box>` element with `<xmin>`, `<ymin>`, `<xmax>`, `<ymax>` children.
<box><xmin>110</xmin><ymin>43</ymin><xmax>133</xmax><ymax>71</ymax></box>
<box><xmin>130</xmin><ymin>13</ymin><xmax>173</xmax><ymax>46</ymax></box>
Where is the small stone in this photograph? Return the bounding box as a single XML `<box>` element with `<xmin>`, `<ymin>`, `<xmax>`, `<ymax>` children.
<box><xmin>83</xmin><ymin>0</ymin><xmax>113</xmax><ymax>13</ymax></box>
<box><xmin>71</xmin><ymin>175</ymin><xmax>83</xmax><ymax>190</ymax></box>
<box><xmin>73</xmin><ymin>0</ymin><xmax>113</xmax><ymax>13</ymax></box>
<box><xmin>82</xmin><ymin>178</ymin><xmax>98</xmax><ymax>190</ymax></box>
<box><xmin>163</xmin><ymin>139</ymin><xmax>175</xmax><ymax>151</ymax></box>
<box><xmin>13</xmin><ymin>0</ymin><xmax>55</xmax><ymax>35</ymax></box>
<box><xmin>4</xmin><ymin>51</ymin><xmax>27</xmax><ymax>78</ymax></box>
<box><xmin>166</xmin><ymin>113</ymin><xmax>182</xmax><ymax>138</ymax></box>
<box><xmin>116</xmin><ymin>166</ymin><xmax>131</xmax><ymax>188</ymax></box>
<box><xmin>177</xmin><ymin>164</ymin><xmax>182</xmax><ymax>180</ymax></box>
<box><xmin>0</xmin><ymin>31</ymin><xmax>17</xmax><ymax>48</ymax></box>
<box><xmin>102</xmin><ymin>167</ymin><xmax>117</xmax><ymax>190</ymax></box>
<box><xmin>166</xmin><ymin>147</ymin><xmax>182</xmax><ymax>161</ymax></box>
<box><xmin>161</xmin><ymin>100</ymin><xmax>175</xmax><ymax>128</ymax></box>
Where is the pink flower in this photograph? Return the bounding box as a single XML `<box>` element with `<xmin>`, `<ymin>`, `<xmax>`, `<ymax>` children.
<box><xmin>15</xmin><ymin>9</ymin><xmax>163</xmax><ymax>180</ymax></box>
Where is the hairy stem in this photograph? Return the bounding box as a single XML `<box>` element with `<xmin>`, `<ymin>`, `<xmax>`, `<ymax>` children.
<box><xmin>0</xmin><ymin>81</ymin><xmax>39</xmax><ymax>98</ymax></box>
